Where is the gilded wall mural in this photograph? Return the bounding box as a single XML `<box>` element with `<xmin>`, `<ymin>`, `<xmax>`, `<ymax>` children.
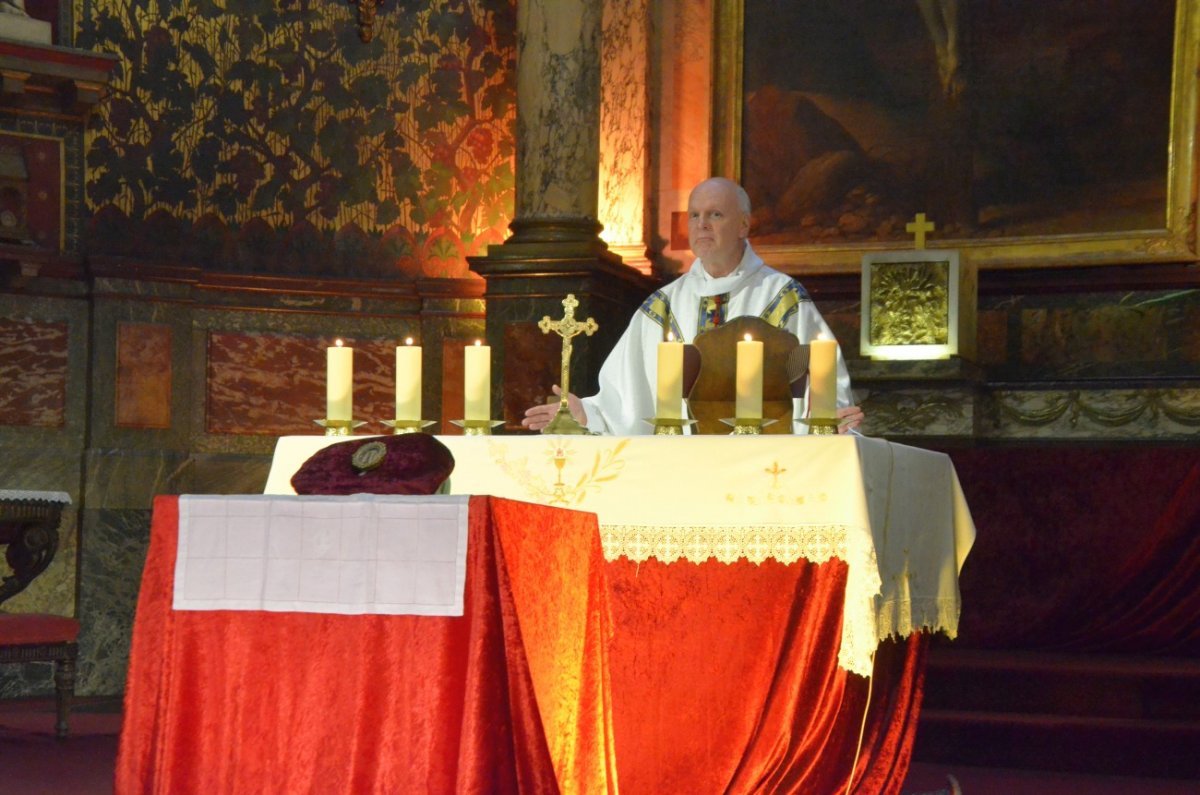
<box><xmin>77</xmin><ymin>0</ymin><xmax>516</xmax><ymax>279</ymax></box>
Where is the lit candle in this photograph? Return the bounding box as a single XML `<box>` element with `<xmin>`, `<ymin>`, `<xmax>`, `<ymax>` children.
<box><xmin>395</xmin><ymin>337</ymin><xmax>421</xmax><ymax>421</ymax></box>
<box><xmin>656</xmin><ymin>332</ymin><xmax>683</xmax><ymax>419</ymax></box>
<box><xmin>326</xmin><ymin>339</ymin><xmax>353</xmax><ymax>421</ymax></box>
<box><xmin>809</xmin><ymin>338</ymin><xmax>838</xmax><ymax>419</ymax></box>
<box><xmin>463</xmin><ymin>339</ymin><xmax>490</xmax><ymax>421</ymax></box>
<box><xmin>736</xmin><ymin>333</ymin><xmax>763</xmax><ymax>419</ymax></box>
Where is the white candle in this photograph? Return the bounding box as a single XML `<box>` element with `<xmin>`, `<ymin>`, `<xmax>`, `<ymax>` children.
<box><xmin>656</xmin><ymin>333</ymin><xmax>683</xmax><ymax>419</ymax></box>
<box><xmin>463</xmin><ymin>339</ymin><xmax>490</xmax><ymax>421</ymax></box>
<box><xmin>326</xmin><ymin>339</ymin><xmax>353</xmax><ymax>421</ymax></box>
<box><xmin>395</xmin><ymin>337</ymin><xmax>421</xmax><ymax>421</ymax></box>
<box><xmin>809</xmin><ymin>338</ymin><xmax>838</xmax><ymax>419</ymax></box>
<box><xmin>736</xmin><ymin>333</ymin><xmax>763</xmax><ymax>419</ymax></box>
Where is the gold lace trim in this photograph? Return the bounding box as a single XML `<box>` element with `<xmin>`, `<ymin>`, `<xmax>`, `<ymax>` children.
<box><xmin>599</xmin><ymin>524</ymin><xmax>848</xmax><ymax>565</ymax></box>
<box><xmin>877</xmin><ymin>596</ymin><xmax>961</xmax><ymax>641</ymax></box>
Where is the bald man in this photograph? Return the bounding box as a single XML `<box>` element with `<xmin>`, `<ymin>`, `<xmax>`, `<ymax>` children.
<box><xmin>523</xmin><ymin>177</ymin><xmax>863</xmax><ymax>435</ymax></box>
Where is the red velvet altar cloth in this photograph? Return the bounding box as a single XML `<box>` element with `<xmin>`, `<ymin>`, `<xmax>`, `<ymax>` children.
<box><xmin>607</xmin><ymin>557</ymin><xmax>927</xmax><ymax>795</ymax></box>
<box><xmin>115</xmin><ymin>495</ymin><xmax>617</xmax><ymax>794</ymax></box>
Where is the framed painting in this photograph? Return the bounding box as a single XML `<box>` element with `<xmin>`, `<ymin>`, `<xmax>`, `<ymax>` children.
<box><xmin>713</xmin><ymin>0</ymin><xmax>1199</xmax><ymax>272</ymax></box>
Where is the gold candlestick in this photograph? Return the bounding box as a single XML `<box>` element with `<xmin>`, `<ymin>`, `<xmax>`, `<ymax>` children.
<box><xmin>799</xmin><ymin>417</ymin><xmax>840</xmax><ymax>435</ymax></box>
<box><xmin>451</xmin><ymin>419</ymin><xmax>504</xmax><ymax>436</ymax></box>
<box><xmin>537</xmin><ymin>294</ymin><xmax>599</xmax><ymax>435</ymax></box>
<box><xmin>645</xmin><ymin>417</ymin><xmax>697</xmax><ymax>435</ymax></box>
<box><xmin>314</xmin><ymin>419</ymin><xmax>367</xmax><ymax>436</ymax></box>
<box><xmin>720</xmin><ymin>417</ymin><xmax>778</xmax><ymax>435</ymax></box>
<box><xmin>381</xmin><ymin>419</ymin><xmax>436</xmax><ymax>434</ymax></box>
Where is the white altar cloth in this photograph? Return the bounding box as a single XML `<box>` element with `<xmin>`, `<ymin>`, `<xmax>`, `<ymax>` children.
<box><xmin>264</xmin><ymin>434</ymin><xmax>975</xmax><ymax>677</ymax></box>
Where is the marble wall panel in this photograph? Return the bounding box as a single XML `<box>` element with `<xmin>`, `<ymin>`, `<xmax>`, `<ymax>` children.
<box><xmin>83</xmin><ymin>448</ymin><xmax>190</xmax><ymax>511</ymax></box>
<box><xmin>821</xmin><ymin>305</ymin><xmax>862</xmax><ymax>359</ymax></box>
<box><xmin>976</xmin><ymin>308</ymin><xmax>1009</xmax><ymax>365</ymax></box>
<box><xmin>440</xmin><ymin>339</ymin><xmax>469</xmax><ymax>435</ymax></box>
<box><xmin>420</xmin><ymin>300</ymin><xmax>485</xmax><ymax>432</ymax></box>
<box><xmin>0</xmin><ymin>317</ymin><xmax>68</xmax><ymax>427</ymax></box>
<box><xmin>115</xmin><ymin>321</ymin><xmax>172</xmax><ymax>429</ymax></box>
<box><xmin>1180</xmin><ymin>304</ymin><xmax>1200</xmax><ymax>363</ymax></box>
<box><xmin>503</xmin><ymin>321</ymin><xmax>560</xmax><ymax>429</ymax></box>
<box><xmin>1020</xmin><ymin>306</ymin><xmax>1166</xmax><ymax>369</ymax></box>
<box><xmin>188</xmin><ymin>453</ymin><xmax>273</xmax><ymax>496</ymax></box>
<box><xmin>205</xmin><ymin>332</ymin><xmax>400</xmax><ymax>436</ymax></box>
<box><xmin>76</xmin><ymin>507</ymin><xmax>151</xmax><ymax>696</ymax></box>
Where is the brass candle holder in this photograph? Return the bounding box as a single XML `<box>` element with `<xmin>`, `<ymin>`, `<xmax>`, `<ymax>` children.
<box><xmin>314</xmin><ymin>419</ymin><xmax>367</xmax><ymax>436</ymax></box>
<box><xmin>381</xmin><ymin>419</ymin><xmax>436</xmax><ymax>434</ymax></box>
<box><xmin>645</xmin><ymin>417</ymin><xmax>697</xmax><ymax>435</ymax></box>
<box><xmin>799</xmin><ymin>417</ymin><xmax>840</xmax><ymax>435</ymax></box>
<box><xmin>720</xmin><ymin>417</ymin><xmax>778</xmax><ymax>435</ymax></box>
<box><xmin>450</xmin><ymin>419</ymin><xmax>505</xmax><ymax>436</ymax></box>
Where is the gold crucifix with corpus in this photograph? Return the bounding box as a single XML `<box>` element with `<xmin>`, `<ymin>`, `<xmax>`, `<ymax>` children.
<box><xmin>538</xmin><ymin>294</ymin><xmax>598</xmax><ymax>435</ymax></box>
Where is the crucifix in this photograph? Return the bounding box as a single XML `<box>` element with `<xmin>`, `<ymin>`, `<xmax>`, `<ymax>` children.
<box><xmin>537</xmin><ymin>294</ymin><xmax>599</xmax><ymax>435</ymax></box>
<box><xmin>905</xmin><ymin>212</ymin><xmax>936</xmax><ymax>249</ymax></box>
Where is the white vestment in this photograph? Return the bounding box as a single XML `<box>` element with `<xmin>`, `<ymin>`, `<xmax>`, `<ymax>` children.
<box><xmin>581</xmin><ymin>243</ymin><xmax>854</xmax><ymax>435</ymax></box>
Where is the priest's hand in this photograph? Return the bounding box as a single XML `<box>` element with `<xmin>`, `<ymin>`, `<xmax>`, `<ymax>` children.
<box><xmin>521</xmin><ymin>385</ymin><xmax>587</xmax><ymax>432</ymax></box>
<box><xmin>837</xmin><ymin>405</ymin><xmax>864</xmax><ymax>434</ymax></box>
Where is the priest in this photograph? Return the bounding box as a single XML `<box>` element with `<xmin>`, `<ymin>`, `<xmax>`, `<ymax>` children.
<box><xmin>522</xmin><ymin>177</ymin><xmax>865</xmax><ymax>435</ymax></box>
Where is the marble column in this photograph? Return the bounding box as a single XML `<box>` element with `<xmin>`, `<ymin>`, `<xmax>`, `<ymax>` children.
<box><xmin>600</xmin><ymin>0</ymin><xmax>652</xmax><ymax>274</ymax></box>
<box><xmin>509</xmin><ymin>0</ymin><xmax>604</xmax><ymax>242</ymax></box>
<box><xmin>470</xmin><ymin>0</ymin><xmax>655</xmax><ymax>430</ymax></box>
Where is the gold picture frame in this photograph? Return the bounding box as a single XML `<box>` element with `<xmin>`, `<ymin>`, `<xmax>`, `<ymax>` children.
<box><xmin>713</xmin><ymin>0</ymin><xmax>1199</xmax><ymax>274</ymax></box>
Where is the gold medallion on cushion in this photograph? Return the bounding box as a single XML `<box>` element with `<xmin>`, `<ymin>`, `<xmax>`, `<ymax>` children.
<box><xmin>351</xmin><ymin>440</ymin><xmax>388</xmax><ymax>473</ymax></box>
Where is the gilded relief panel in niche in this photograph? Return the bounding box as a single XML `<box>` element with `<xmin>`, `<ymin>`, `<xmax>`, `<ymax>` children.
<box><xmin>77</xmin><ymin>0</ymin><xmax>516</xmax><ymax>279</ymax></box>
<box><xmin>868</xmin><ymin>261</ymin><xmax>950</xmax><ymax>346</ymax></box>
<box><xmin>206</xmin><ymin>331</ymin><xmax>397</xmax><ymax>436</ymax></box>
<box><xmin>0</xmin><ymin>318</ymin><xmax>67</xmax><ymax>427</ymax></box>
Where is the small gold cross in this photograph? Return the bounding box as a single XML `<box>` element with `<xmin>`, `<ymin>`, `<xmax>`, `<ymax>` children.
<box><xmin>765</xmin><ymin>461</ymin><xmax>786</xmax><ymax>489</ymax></box>
<box><xmin>905</xmin><ymin>212</ymin><xmax>936</xmax><ymax>250</ymax></box>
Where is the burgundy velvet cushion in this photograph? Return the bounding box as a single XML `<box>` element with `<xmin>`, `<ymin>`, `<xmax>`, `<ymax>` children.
<box><xmin>0</xmin><ymin>613</ymin><xmax>80</xmax><ymax>645</ymax></box>
<box><xmin>290</xmin><ymin>434</ymin><xmax>455</xmax><ymax>496</ymax></box>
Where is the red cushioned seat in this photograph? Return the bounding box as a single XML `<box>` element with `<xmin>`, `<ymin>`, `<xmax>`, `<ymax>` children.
<box><xmin>0</xmin><ymin>613</ymin><xmax>80</xmax><ymax>645</ymax></box>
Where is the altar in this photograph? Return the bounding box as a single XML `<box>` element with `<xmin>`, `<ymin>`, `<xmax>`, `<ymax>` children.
<box><xmin>260</xmin><ymin>433</ymin><xmax>975</xmax><ymax>793</ymax></box>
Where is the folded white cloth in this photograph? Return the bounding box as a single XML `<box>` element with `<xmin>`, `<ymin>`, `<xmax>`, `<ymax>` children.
<box><xmin>173</xmin><ymin>494</ymin><xmax>470</xmax><ymax>617</ymax></box>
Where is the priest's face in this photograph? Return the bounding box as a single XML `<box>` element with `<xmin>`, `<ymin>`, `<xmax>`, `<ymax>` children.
<box><xmin>687</xmin><ymin>178</ymin><xmax>750</xmax><ymax>278</ymax></box>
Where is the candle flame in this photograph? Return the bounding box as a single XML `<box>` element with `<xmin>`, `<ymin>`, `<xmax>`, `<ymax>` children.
<box><xmin>473</xmin><ymin>339</ymin><xmax>482</xmax><ymax>346</ymax></box>
<box><xmin>335</xmin><ymin>338</ymin><xmax>344</xmax><ymax>347</ymax></box>
<box><xmin>744</xmin><ymin>333</ymin><xmax>752</xmax><ymax>342</ymax></box>
<box><xmin>666</xmin><ymin>332</ymin><xmax>675</xmax><ymax>342</ymax></box>
<box><xmin>405</xmin><ymin>337</ymin><xmax>414</xmax><ymax>346</ymax></box>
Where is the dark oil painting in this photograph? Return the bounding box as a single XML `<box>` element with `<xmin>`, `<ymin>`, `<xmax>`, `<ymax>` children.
<box><xmin>741</xmin><ymin>0</ymin><xmax>1176</xmax><ymax>246</ymax></box>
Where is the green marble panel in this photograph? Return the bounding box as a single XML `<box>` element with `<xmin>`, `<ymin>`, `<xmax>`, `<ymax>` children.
<box><xmin>76</xmin><ymin>508</ymin><xmax>151</xmax><ymax>697</ymax></box>
<box><xmin>83</xmin><ymin>448</ymin><xmax>191</xmax><ymax>510</ymax></box>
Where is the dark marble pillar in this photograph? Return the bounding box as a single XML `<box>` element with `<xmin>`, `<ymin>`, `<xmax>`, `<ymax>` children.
<box><xmin>469</xmin><ymin>0</ymin><xmax>656</xmax><ymax>429</ymax></box>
